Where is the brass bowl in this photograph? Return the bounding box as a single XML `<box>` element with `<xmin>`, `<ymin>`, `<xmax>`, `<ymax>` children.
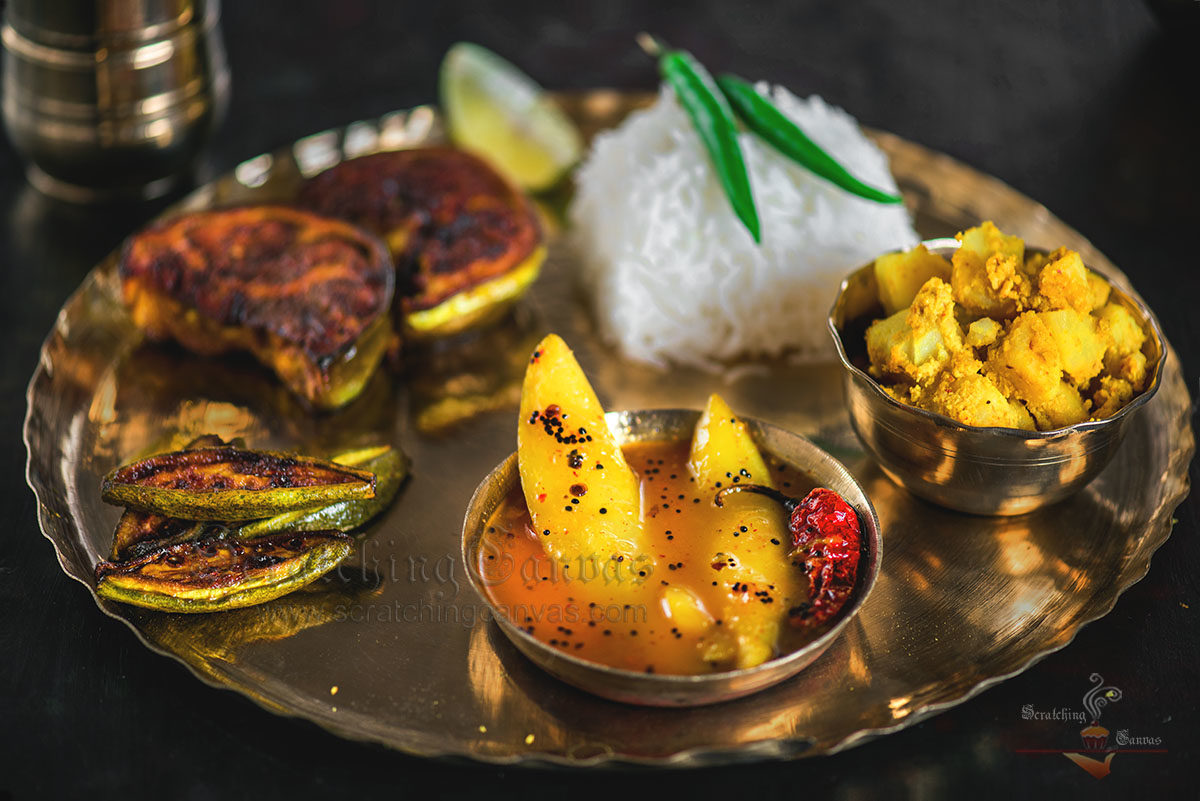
<box><xmin>828</xmin><ymin>239</ymin><xmax>1167</xmax><ymax>516</ymax></box>
<box><xmin>460</xmin><ymin>408</ymin><xmax>882</xmax><ymax>707</ymax></box>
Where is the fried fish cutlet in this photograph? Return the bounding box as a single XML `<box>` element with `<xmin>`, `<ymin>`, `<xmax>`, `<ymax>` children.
<box><xmin>120</xmin><ymin>206</ymin><xmax>394</xmax><ymax>410</ymax></box>
<box><xmin>297</xmin><ymin>147</ymin><xmax>545</xmax><ymax>338</ymax></box>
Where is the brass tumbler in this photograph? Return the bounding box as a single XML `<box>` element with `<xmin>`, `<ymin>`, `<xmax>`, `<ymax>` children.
<box><xmin>2</xmin><ymin>0</ymin><xmax>230</xmax><ymax>201</ymax></box>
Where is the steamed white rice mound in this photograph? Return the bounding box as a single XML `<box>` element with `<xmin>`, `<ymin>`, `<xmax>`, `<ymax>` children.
<box><xmin>571</xmin><ymin>84</ymin><xmax>919</xmax><ymax>369</ymax></box>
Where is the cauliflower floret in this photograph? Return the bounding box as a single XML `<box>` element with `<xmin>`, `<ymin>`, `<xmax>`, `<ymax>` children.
<box><xmin>951</xmin><ymin>222</ymin><xmax>1031</xmax><ymax>319</ymax></box>
<box><xmin>984</xmin><ymin>311</ymin><xmax>1062</xmax><ymax>406</ymax></box>
<box><xmin>1037</xmin><ymin>308</ymin><xmax>1105</xmax><ymax>387</ymax></box>
<box><xmin>1032</xmin><ymin>248</ymin><xmax>1092</xmax><ymax>314</ymax></box>
<box><xmin>866</xmin><ymin>278</ymin><xmax>964</xmax><ymax>385</ymax></box>
<box><xmin>874</xmin><ymin>245</ymin><xmax>952</xmax><ymax>315</ymax></box>
<box><xmin>1026</xmin><ymin>380</ymin><xmax>1090</xmax><ymax>429</ymax></box>
<box><xmin>1091</xmin><ymin>375</ymin><xmax>1135</xmax><ymax>419</ymax></box>
<box><xmin>965</xmin><ymin>317</ymin><xmax>1002</xmax><ymax>348</ymax></box>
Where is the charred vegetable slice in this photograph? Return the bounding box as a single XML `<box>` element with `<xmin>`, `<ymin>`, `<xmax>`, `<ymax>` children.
<box><xmin>95</xmin><ymin>530</ymin><xmax>353</xmax><ymax>613</ymax></box>
<box><xmin>101</xmin><ymin>446</ymin><xmax>376</xmax><ymax>521</ymax></box>
<box><xmin>110</xmin><ymin>435</ymin><xmax>245</xmax><ymax>559</ymax></box>
<box><xmin>297</xmin><ymin>147</ymin><xmax>544</xmax><ymax>339</ymax></box>
<box><xmin>110</xmin><ymin>511</ymin><xmax>213</xmax><ymax>561</ymax></box>
<box><xmin>405</xmin><ymin>246</ymin><xmax>545</xmax><ymax>338</ymax></box>
<box><xmin>119</xmin><ymin>206</ymin><xmax>395</xmax><ymax>411</ymax></box>
<box><xmin>238</xmin><ymin>445</ymin><xmax>408</xmax><ymax>538</ymax></box>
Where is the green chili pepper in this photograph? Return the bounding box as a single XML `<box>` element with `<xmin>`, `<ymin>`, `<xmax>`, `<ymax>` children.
<box><xmin>642</xmin><ymin>35</ymin><xmax>760</xmax><ymax>242</ymax></box>
<box><xmin>715</xmin><ymin>74</ymin><xmax>902</xmax><ymax>204</ymax></box>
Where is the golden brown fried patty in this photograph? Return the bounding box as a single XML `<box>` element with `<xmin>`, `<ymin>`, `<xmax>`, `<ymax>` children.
<box><xmin>296</xmin><ymin>147</ymin><xmax>541</xmax><ymax>313</ymax></box>
<box><xmin>119</xmin><ymin>206</ymin><xmax>394</xmax><ymax>408</ymax></box>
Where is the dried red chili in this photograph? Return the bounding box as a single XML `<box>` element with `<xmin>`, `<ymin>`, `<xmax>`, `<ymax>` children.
<box><xmin>715</xmin><ymin>484</ymin><xmax>862</xmax><ymax>629</ymax></box>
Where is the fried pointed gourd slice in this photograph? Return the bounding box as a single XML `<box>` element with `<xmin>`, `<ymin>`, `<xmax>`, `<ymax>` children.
<box><xmin>110</xmin><ymin>512</ymin><xmax>209</xmax><ymax>561</ymax></box>
<box><xmin>405</xmin><ymin>247</ymin><xmax>545</xmax><ymax>338</ymax></box>
<box><xmin>517</xmin><ymin>334</ymin><xmax>646</xmax><ymax>571</ymax></box>
<box><xmin>95</xmin><ymin>530</ymin><xmax>353</xmax><ymax>613</ymax></box>
<box><xmin>110</xmin><ymin>435</ymin><xmax>248</xmax><ymax>559</ymax></box>
<box><xmin>119</xmin><ymin>206</ymin><xmax>395</xmax><ymax>410</ymax></box>
<box><xmin>687</xmin><ymin>394</ymin><xmax>800</xmax><ymax>670</ymax></box>
<box><xmin>297</xmin><ymin>147</ymin><xmax>545</xmax><ymax>339</ymax></box>
<box><xmin>238</xmin><ymin>445</ymin><xmax>408</xmax><ymax>538</ymax></box>
<box><xmin>101</xmin><ymin>445</ymin><xmax>376</xmax><ymax>521</ymax></box>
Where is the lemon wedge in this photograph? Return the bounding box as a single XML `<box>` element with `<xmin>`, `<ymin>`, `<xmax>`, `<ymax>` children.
<box><xmin>439</xmin><ymin>42</ymin><xmax>583</xmax><ymax>191</ymax></box>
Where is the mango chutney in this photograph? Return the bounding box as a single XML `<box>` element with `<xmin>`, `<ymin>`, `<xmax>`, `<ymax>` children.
<box><xmin>477</xmin><ymin>439</ymin><xmax>823</xmax><ymax>676</ymax></box>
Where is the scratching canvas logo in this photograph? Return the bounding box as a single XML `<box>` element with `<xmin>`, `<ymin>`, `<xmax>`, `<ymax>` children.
<box><xmin>1018</xmin><ymin>673</ymin><xmax>1166</xmax><ymax>779</ymax></box>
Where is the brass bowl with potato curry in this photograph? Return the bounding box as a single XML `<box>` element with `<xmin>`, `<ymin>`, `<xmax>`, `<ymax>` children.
<box><xmin>829</xmin><ymin>223</ymin><xmax>1165</xmax><ymax>515</ymax></box>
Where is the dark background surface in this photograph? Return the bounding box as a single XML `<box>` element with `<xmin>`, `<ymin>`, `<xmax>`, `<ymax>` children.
<box><xmin>2</xmin><ymin>1</ymin><xmax>1197</xmax><ymax>797</ymax></box>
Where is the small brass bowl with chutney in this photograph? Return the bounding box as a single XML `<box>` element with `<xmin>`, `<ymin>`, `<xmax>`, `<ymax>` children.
<box><xmin>461</xmin><ymin>408</ymin><xmax>882</xmax><ymax>707</ymax></box>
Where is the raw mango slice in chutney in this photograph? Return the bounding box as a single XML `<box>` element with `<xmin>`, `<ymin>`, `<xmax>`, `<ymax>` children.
<box><xmin>687</xmin><ymin>394</ymin><xmax>801</xmax><ymax>669</ymax></box>
<box><xmin>517</xmin><ymin>334</ymin><xmax>650</xmax><ymax>584</ymax></box>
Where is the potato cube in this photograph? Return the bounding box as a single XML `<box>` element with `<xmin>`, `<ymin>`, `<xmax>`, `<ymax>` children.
<box><xmin>866</xmin><ymin>309</ymin><xmax>910</xmax><ymax>379</ymax></box>
<box><xmin>965</xmin><ymin>317</ymin><xmax>1002</xmax><ymax>348</ymax></box>
<box><xmin>959</xmin><ymin>221</ymin><xmax>1025</xmax><ymax>265</ymax></box>
<box><xmin>951</xmin><ymin>222</ymin><xmax>1031</xmax><ymax>319</ymax></box>
<box><xmin>660</xmin><ymin>587</ymin><xmax>714</xmax><ymax>636</ymax></box>
<box><xmin>1086</xmin><ymin>270</ymin><xmax>1111</xmax><ymax>310</ymax></box>
<box><xmin>1026</xmin><ymin>380</ymin><xmax>1090</xmax><ymax>429</ymax></box>
<box><xmin>1034</xmin><ymin>248</ymin><xmax>1092</xmax><ymax>314</ymax></box>
<box><xmin>874</xmin><ymin>246</ymin><xmax>952</xmax><ymax>315</ymax></box>
<box><xmin>923</xmin><ymin>370</ymin><xmax>1036</xmax><ymax>430</ymax></box>
<box><xmin>1107</xmin><ymin>350</ymin><xmax>1149</xmax><ymax>391</ymax></box>
<box><xmin>866</xmin><ymin>278</ymin><xmax>963</xmax><ymax>385</ymax></box>
<box><xmin>984</xmin><ymin>312</ymin><xmax>1062</xmax><ymax>405</ymax></box>
<box><xmin>1038</xmin><ymin>308</ymin><xmax>1105</xmax><ymax>387</ymax></box>
<box><xmin>1097</xmin><ymin>302</ymin><xmax>1146</xmax><ymax>357</ymax></box>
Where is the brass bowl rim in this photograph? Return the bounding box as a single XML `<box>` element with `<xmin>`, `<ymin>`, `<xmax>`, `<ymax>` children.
<box><xmin>826</xmin><ymin>237</ymin><xmax>1167</xmax><ymax>440</ymax></box>
<box><xmin>460</xmin><ymin>408</ymin><xmax>882</xmax><ymax>701</ymax></box>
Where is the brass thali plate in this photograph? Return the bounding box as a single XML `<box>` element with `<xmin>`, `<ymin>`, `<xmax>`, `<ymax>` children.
<box><xmin>24</xmin><ymin>92</ymin><xmax>1193</xmax><ymax>766</ymax></box>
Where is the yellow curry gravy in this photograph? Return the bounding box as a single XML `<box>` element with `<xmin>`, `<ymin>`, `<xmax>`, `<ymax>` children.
<box><xmin>477</xmin><ymin>440</ymin><xmax>818</xmax><ymax>675</ymax></box>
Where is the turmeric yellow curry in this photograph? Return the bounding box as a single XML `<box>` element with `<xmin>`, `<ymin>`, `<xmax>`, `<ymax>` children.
<box><xmin>865</xmin><ymin>222</ymin><xmax>1151</xmax><ymax>430</ymax></box>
